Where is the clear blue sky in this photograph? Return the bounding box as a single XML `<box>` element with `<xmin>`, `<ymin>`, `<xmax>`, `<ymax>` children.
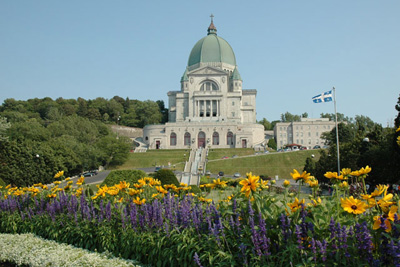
<box><xmin>1</xmin><ymin>1</ymin><xmax>399</xmax><ymax>126</ymax></box>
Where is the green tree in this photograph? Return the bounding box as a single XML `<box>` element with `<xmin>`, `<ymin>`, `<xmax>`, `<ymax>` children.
<box><xmin>134</xmin><ymin>100</ymin><xmax>163</xmax><ymax>128</ymax></box>
<box><xmin>156</xmin><ymin>100</ymin><xmax>169</xmax><ymax>123</ymax></box>
<box><xmin>320</xmin><ymin>112</ymin><xmax>352</xmax><ymax>123</ymax></box>
<box><xmin>267</xmin><ymin>138</ymin><xmax>277</xmax><ymax>150</ymax></box>
<box><xmin>258</xmin><ymin>118</ymin><xmax>272</xmax><ymax>130</ymax></box>
<box><xmin>280</xmin><ymin>112</ymin><xmax>308</xmax><ymax>122</ymax></box>
<box><xmin>0</xmin><ymin>116</ymin><xmax>10</xmax><ymax>142</ymax></box>
<box><xmin>394</xmin><ymin>94</ymin><xmax>400</xmax><ymax>128</ymax></box>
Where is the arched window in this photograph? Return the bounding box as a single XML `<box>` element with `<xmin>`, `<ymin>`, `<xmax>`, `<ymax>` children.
<box><xmin>212</xmin><ymin>132</ymin><xmax>219</xmax><ymax>145</ymax></box>
<box><xmin>170</xmin><ymin>132</ymin><xmax>177</xmax><ymax>146</ymax></box>
<box><xmin>200</xmin><ymin>80</ymin><xmax>219</xmax><ymax>91</ymax></box>
<box><xmin>184</xmin><ymin>132</ymin><xmax>191</xmax><ymax>146</ymax></box>
<box><xmin>227</xmin><ymin>132</ymin><xmax>234</xmax><ymax>146</ymax></box>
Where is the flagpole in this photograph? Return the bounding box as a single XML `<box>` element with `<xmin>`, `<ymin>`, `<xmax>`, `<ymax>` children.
<box><xmin>333</xmin><ymin>87</ymin><xmax>341</xmax><ymax>174</ymax></box>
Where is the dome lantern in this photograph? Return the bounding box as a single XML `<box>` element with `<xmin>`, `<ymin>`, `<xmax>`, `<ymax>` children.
<box><xmin>207</xmin><ymin>14</ymin><xmax>217</xmax><ymax>35</ymax></box>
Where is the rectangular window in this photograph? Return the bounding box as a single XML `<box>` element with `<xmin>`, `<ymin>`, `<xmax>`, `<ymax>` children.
<box><xmin>316</xmin><ymin>132</ymin><xmax>319</xmax><ymax>136</ymax></box>
<box><xmin>232</xmin><ymin>112</ymin><xmax>235</xmax><ymax>117</ymax></box>
<box><xmin>308</xmin><ymin>132</ymin><xmax>311</xmax><ymax>137</ymax></box>
<box><xmin>232</xmin><ymin>101</ymin><xmax>235</xmax><ymax>106</ymax></box>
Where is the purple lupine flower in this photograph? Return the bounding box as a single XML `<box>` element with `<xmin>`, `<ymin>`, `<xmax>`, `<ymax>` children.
<box><xmin>316</xmin><ymin>240</ymin><xmax>328</xmax><ymax>262</ymax></box>
<box><xmin>248</xmin><ymin>200</ymin><xmax>254</xmax><ymax>217</ymax></box>
<box><xmin>295</xmin><ymin>224</ymin><xmax>304</xmax><ymax>250</ymax></box>
<box><xmin>340</xmin><ymin>225</ymin><xmax>350</xmax><ymax>258</ymax></box>
<box><xmin>310</xmin><ymin>238</ymin><xmax>317</xmax><ymax>262</ymax></box>
<box><xmin>138</xmin><ymin>209</ymin><xmax>145</xmax><ymax>229</ymax></box>
<box><xmin>27</xmin><ymin>207</ymin><xmax>32</xmax><ymax>220</ymax></box>
<box><xmin>192</xmin><ymin>203</ymin><xmax>202</xmax><ymax>233</ymax></box>
<box><xmin>329</xmin><ymin>217</ymin><xmax>336</xmax><ymax>239</ymax></box>
<box><xmin>258</xmin><ymin>213</ymin><xmax>271</xmax><ymax>257</ymax></box>
<box><xmin>129</xmin><ymin>202</ymin><xmax>137</xmax><ymax>229</ymax></box>
<box><xmin>386</xmin><ymin>239</ymin><xmax>400</xmax><ymax>266</ymax></box>
<box><xmin>238</xmin><ymin>243</ymin><xmax>248</xmax><ymax>266</ymax></box>
<box><xmin>392</xmin><ymin>213</ymin><xmax>400</xmax><ymax>239</ymax></box>
<box><xmin>249</xmin><ymin>213</ymin><xmax>261</xmax><ymax>256</ymax></box>
<box><xmin>105</xmin><ymin>201</ymin><xmax>112</xmax><ymax>222</ymax></box>
<box><xmin>193</xmin><ymin>252</ymin><xmax>203</xmax><ymax>267</ymax></box>
<box><xmin>354</xmin><ymin>221</ymin><xmax>373</xmax><ymax>264</ymax></box>
<box><xmin>121</xmin><ymin>206</ymin><xmax>127</xmax><ymax>229</ymax></box>
<box><xmin>164</xmin><ymin>222</ymin><xmax>170</xmax><ymax>236</ymax></box>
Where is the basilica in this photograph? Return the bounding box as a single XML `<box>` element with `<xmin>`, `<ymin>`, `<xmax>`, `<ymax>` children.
<box><xmin>143</xmin><ymin>18</ymin><xmax>265</xmax><ymax>149</ymax></box>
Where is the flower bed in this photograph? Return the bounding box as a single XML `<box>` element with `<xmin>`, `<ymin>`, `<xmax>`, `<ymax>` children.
<box><xmin>0</xmin><ymin>233</ymin><xmax>143</xmax><ymax>267</ymax></box>
<box><xmin>0</xmin><ymin>167</ymin><xmax>400</xmax><ymax>266</ymax></box>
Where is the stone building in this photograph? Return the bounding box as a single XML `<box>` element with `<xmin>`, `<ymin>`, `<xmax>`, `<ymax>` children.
<box><xmin>274</xmin><ymin>118</ymin><xmax>336</xmax><ymax>149</ymax></box>
<box><xmin>143</xmin><ymin>18</ymin><xmax>264</xmax><ymax>150</ymax></box>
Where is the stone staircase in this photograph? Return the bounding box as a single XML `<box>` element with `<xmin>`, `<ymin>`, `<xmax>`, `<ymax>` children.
<box><xmin>133</xmin><ymin>137</ymin><xmax>148</xmax><ymax>153</ymax></box>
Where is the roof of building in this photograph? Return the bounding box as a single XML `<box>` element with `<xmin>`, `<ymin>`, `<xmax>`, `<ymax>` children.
<box><xmin>231</xmin><ymin>67</ymin><xmax>242</xmax><ymax>81</ymax></box>
<box><xmin>187</xmin><ymin>18</ymin><xmax>236</xmax><ymax>68</ymax></box>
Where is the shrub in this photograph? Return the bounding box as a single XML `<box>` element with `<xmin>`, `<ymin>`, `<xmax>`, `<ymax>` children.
<box><xmin>189</xmin><ymin>185</ymin><xmax>201</xmax><ymax>194</ymax></box>
<box><xmin>153</xmin><ymin>169</ymin><xmax>180</xmax><ymax>186</ymax></box>
<box><xmin>101</xmin><ymin>170</ymin><xmax>147</xmax><ymax>187</ymax></box>
<box><xmin>0</xmin><ymin>233</ymin><xmax>142</xmax><ymax>267</ymax></box>
<box><xmin>0</xmin><ymin>178</ymin><xmax>6</xmax><ymax>187</ymax></box>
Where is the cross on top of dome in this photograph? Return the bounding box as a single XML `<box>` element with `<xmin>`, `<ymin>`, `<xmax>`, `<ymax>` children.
<box><xmin>207</xmin><ymin>14</ymin><xmax>217</xmax><ymax>35</ymax></box>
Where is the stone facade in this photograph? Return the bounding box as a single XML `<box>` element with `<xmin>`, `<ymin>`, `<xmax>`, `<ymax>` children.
<box><xmin>274</xmin><ymin>118</ymin><xmax>336</xmax><ymax>149</ymax></box>
<box><xmin>143</xmin><ymin>19</ymin><xmax>265</xmax><ymax>150</ymax></box>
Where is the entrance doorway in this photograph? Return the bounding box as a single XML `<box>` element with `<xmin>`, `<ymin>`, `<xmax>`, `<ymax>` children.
<box><xmin>242</xmin><ymin>139</ymin><xmax>247</xmax><ymax>148</ymax></box>
<box><xmin>198</xmin><ymin>132</ymin><xmax>206</xmax><ymax>148</ymax></box>
<box><xmin>156</xmin><ymin>140</ymin><xmax>160</xmax><ymax>149</ymax></box>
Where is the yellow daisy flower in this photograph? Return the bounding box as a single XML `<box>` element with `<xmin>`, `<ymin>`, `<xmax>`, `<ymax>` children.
<box><xmin>341</xmin><ymin>196</ymin><xmax>368</xmax><ymax>215</ymax></box>
<box><xmin>291</xmin><ymin>169</ymin><xmax>311</xmax><ymax>183</ymax></box>
<box><xmin>239</xmin><ymin>172</ymin><xmax>260</xmax><ymax>197</ymax></box>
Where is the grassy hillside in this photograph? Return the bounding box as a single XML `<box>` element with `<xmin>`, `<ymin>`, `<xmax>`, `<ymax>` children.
<box><xmin>206</xmin><ymin>150</ymin><xmax>321</xmax><ymax>179</ymax></box>
<box><xmin>115</xmin><ymin>148</ymin><xmax>321</xmax><ymax>179</ymax></box>
<box><xmin>114</xmin><ymin>149</ymin><xmax>190</xmax><ymax>170</ymax></box>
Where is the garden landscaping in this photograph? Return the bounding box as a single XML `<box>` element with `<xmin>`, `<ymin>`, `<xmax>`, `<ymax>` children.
<box><xmin>1</xmin><ymin>164</ymin><xmax>400</xmax><ymax>266</ymax></box>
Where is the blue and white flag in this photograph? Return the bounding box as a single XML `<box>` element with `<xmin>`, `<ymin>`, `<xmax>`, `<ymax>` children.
<box><xmin>312</xmin><ymin>90</ymin><xmax>333</xmax><ymax>103</ymax></box>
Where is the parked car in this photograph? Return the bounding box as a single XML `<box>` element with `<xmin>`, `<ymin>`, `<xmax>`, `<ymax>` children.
<box><xmin>313</xmin><ymin>145</ymin><xmax>321</xmax><ymax>149</ymax></box>
<box><xmin>155</xmin><ymin>166</ymin><xmax>162</xmax><ymax>171</ymax></box>
<box><xmin>222</xmin><ymin>156</ymin><xmax>229</xmax><ymax>159</ymax></box>
<box><xmin>292</xmin><ymin>146</ymin><xmax>299</xmax><ymax>151</ymax></box>
<box><xmin>232</xmin><ymin>155</ymin><xmax>238</xmax><ymax>158</ymax></box>
<box><xmin>277</xmin><ymin>149</ymin><xmax>284</xmax><ymax>152</ymax></box>
<box><xmin>264</xmin><ymin>150</ymin><xmax>270</xmax><ymax>154</ymax></box>
<box><xmin>218</xmin><ymin>171</ymin><xmax>224</xmax><ymax>177</ymax></box>
<box><xmin>83</xmin><ymin>172</ymin><xmax>95</xmax><ymax>177</ymax></box>
<box><xmin>233</xmin><ymin>172</ymin><xmax>241</xmax><ymax>178</ymax></box>
<box><xmin>300</xmin><ymin>146</ymin><xmax>308</xmax><ymax>150</ymax></box>
<box><xmin>205</xmin><ymin>170</ymin><xmax>211</xmax><ymax>175</ymax></box>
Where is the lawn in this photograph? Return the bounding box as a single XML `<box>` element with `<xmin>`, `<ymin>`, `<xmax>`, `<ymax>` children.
<box><xmin>206</xmin><ymin>150</ymin><xmax>321</xmax><ymax>179</ymax></box>
<box><xmin>114</xmin><ymin>149</ymin><xmax>191</xmax><ymax>171</ymax></box>
<box><xmin>114</xmin><ymin>148</ymin><xmax>321</xmax><ymax>180</ymax></box>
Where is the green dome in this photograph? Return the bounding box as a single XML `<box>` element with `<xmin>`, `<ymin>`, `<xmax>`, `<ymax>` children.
<box><xmin>187</xmin><ymin>22</ymin><xmax>236</xmax><ymax>68</ymax></box>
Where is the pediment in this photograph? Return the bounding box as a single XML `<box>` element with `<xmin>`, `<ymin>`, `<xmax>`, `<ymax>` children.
<box><xmin>189</xmin><ymin>66</ymin><xmax>227</xmax><ymax>76</ymax></box>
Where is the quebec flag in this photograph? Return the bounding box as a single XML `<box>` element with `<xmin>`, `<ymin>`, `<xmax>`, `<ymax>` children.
<box><xmin>312</xmin><ymin>90</ymin><xmax>333</xmax><ymax>103</ymax></box>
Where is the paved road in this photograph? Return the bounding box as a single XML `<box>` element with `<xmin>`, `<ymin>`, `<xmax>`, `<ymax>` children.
<box><xmin>83</xmin><ymin>170</ymin><xmax>111</xmax><ymax>185</ymax></box>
